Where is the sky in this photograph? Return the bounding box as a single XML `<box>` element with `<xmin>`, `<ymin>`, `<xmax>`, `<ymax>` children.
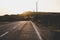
<box><xmin>0</xmin><ymin>0</ymin><xmax>60</xmax><ymax>15</ymax></box>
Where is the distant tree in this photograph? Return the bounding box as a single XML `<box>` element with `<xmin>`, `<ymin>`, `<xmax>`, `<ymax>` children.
<box><xmin>4</xmin><ymin>14</ymin><xmax>9</xmax><ymax>16</ymax></box>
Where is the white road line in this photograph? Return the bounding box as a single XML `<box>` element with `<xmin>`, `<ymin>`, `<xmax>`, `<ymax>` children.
<box><xmin>12</xmin><ymin>24</ymin><xmax>20</xmax><ymax>30</ymax></box>
<box><xmin>0</xmin><ymin>24</ymin><xmax>19</xmax><ymax>37</ymax></box>
<box><xmin>31</xmin><ymin>22</ymin><xmax>43</xmax><ymax>40</ymax></box>
<box><xmin>0</xmin><ymin>31</ymin><xmax>9</xmax><ymax>37</ymax></box>
<box><xmin>0</xmin><ymin>22</ymin><xmax>27</xmax><ymax>37</ymax></box>
<box><xmin>0</xmin><ymin>24</ymin><xmax>18</xmax><ymax>37</ymax></box>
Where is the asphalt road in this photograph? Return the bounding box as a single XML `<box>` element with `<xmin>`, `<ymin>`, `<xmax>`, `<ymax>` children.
<box><xmin>0</xmin><ymin>21</ymin><xmax>52</xmax><ymax>40</ymax></box>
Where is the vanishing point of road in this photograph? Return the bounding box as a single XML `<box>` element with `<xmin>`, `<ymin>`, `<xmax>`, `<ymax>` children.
<box><xmin>0</xmin><ymin>21</ymin><xmax>52</xmax><ymax>40</ymax></box>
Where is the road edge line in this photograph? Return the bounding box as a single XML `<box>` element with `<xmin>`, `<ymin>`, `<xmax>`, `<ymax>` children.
<box><xmin>31</xmin><ymin>22</ymin><xmax>43</xmax><ymax>40</ymax></box>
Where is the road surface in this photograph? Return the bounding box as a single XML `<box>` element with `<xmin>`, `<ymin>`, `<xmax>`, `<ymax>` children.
<box><xmin>0</xmin><ymin>21</ymin><xmax>52</xmax><ymax>40</ymax></box>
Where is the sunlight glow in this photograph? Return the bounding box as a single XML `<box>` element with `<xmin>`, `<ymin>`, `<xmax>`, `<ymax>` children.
<box><xmin>0</xmin><ymin>0</ymin><xmax>60</xmax><ymax>15</ymax></box>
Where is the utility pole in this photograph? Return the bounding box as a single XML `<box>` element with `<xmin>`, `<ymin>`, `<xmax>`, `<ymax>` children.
<box><xmin>36</xmin><ymin>1</ymin><xmax>38</xmax><ymax>12</ymax></box>
<box><xmin>33</xmin><ymin>1</ymin><xmax>38</xmax><ymax>12</ymax></box>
